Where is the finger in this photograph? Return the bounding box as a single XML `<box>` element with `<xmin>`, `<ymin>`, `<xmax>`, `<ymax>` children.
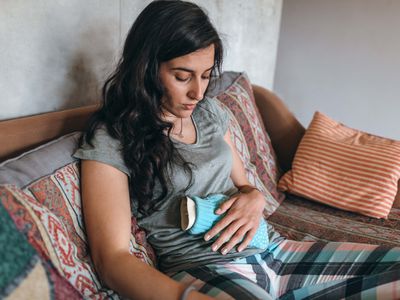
<box><xmin>215</xmin><ymin>196</ymin><xmax>238</xmax><ymax>215</ymax></box>
<box><xmin>210</xmin><ymin>220</ymin><xmax>242</xmax><ymax>252</ymax></box>
<box><xmin>237</xmin><ymin>227</ymin><xmax>257</xmax><ymax>252</ymax></box>
<box><xmin>219</xmin><ymin>226</ymin><xmax>249</xmax><ymax>255</ymax></box>
<box><xmin>204</xmin><ymin>214</ymin><xmax>235</xmax><ymax>241</ymax></box>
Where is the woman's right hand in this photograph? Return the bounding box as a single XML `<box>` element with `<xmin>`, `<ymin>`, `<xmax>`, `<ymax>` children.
<box><xmin>82</xmin><ymin>160</ymin><xmax>214</xmax><ymax>300</ymax></box>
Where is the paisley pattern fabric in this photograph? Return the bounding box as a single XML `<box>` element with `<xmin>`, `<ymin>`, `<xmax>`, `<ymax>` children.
<box><xmin>0</xmin><ymin>161</ymin><xmax>156</xmax><ymax>299</ymax></box>
<box><xmin>0</xmin><ymin>185</ymin><xmax>81</xmax><ymax>299</ymax></box>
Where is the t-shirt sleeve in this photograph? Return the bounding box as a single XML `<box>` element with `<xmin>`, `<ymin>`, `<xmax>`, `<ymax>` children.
<box><xmin>73</xmin><ymin>126</ymin><xmax>130</xmax><ymax>176</ymax></box>
<box><xmin>204</xmin><ymin>97</ymin><xmax>230</xmax><ymax>135</ymax></box>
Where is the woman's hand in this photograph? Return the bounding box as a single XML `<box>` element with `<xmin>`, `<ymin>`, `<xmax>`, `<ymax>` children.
<box><xmin>204</xmin><ymin>186</ymin><xmax>266</xmax><ymax>254</ymax></box>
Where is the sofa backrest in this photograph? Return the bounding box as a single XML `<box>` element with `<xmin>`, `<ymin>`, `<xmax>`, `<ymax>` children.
<box><xmin>0</xmin><ymin>133</ymin><xmax>80</xmax><ymax>187</ymax></box>
<box><xmin>0</xmin><ymin>105</ymin><xmax>97</xmax><ymax>162</ymax></box>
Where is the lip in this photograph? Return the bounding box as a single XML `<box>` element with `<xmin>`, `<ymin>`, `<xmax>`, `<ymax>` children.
<box><xmin>182</xmin><ymin>104</ymin><xmax>196</xmax><ymax>110</ymax></box>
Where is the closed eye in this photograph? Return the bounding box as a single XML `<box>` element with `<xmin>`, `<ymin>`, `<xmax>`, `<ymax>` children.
<box><xmin>175</xmin><ymin>72</ymin><xmax>211</xmax><ymax>82</ymax></box>
<box><xmin>202</xmin><ymin>71</ymin><xmax>213</xmax><ymax>80</ymax></box>
<box><xmin>175</xmin><ymin>76</ymin><xmax>190</xmax><ymax>82</ymax></box>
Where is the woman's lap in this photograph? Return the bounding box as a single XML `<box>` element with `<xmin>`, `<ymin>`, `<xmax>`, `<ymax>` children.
<box><xmin>170</xmin><ymin>238</ymin><xmax>400</xmax><ymax>299</ymax></box>
<box><xmin>280</xmin><ymin>268</ymin><xmax>400</xmax><ymax>300</ymax></box>
<box><xmin>170</xmin><ymin>264</ymin><xmax>273</xmax><ymax>299</ymax></box>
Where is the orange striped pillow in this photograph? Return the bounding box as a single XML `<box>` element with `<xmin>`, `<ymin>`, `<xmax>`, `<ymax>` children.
<box><xmin>278</xmin><ymin>111</ymin><xmax>400</xmax><ymax>219</ymax></box>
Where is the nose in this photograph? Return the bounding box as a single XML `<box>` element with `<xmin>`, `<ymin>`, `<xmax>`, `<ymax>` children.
<box><xmin>188</xmin><ymin>78</ymin><xmax>205</xmax><ymax>101</ymax></box>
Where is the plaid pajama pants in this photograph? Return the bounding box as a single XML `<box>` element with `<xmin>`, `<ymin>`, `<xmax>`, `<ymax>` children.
<box><xmin>169</xmin><ymin>233</ymin><xmax>400</xmax><ymax>299</ymax></box>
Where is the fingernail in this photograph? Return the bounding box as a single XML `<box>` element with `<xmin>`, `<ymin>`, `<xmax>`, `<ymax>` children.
<box><xmin>205</xmin><ymin>235</ymin><xmax>210</xmax><ymax>241</ymax></box>
<box><xmin>215</xmin><ymin>209</ymin><xmax>222</xmax><ymax>214</ymax></box>
<box><xmin>237</xmin><ymin>247</ymin><xmax>243</xmax><ymax>252</ymax></box>
<box><xmin>212</xmin><ymin>245</ymin><xmax>218</xmax><ymax>252</ymax></box>
<box><xmin>221</xmin><ymin>248</ymin><xmax>227</xmax><ymax>255</ymax></box>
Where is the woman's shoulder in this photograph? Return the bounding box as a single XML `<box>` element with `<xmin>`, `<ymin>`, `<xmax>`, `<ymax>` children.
<box><xmin>196</xmin><ymin>97</ymin><xmax>230</xmax><ymax>134</ymax></box>
<box><xmin>77</xmin><ymin>125</ymin><xmax>122</xmax><ymax>152</ymax></box>
<box><xmin>196</xmin><ymin>97</ymin><xmax>227</xmax><ymax>119</ymax></box>
<box><xmin>89</xmin><ymin>125</ymin><xmax>121</xmax><ymax>147</ymax></box>
<box><xmin>73</xmin><ymin>125</ymin><xmax>130</xmax><ymax>176</ymax></box>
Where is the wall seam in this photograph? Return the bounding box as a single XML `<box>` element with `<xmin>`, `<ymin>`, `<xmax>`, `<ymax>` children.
<box><xmin>119</xmin><ymin>0</ymin><xmax>122</xmax><ymax>47</ymax></box>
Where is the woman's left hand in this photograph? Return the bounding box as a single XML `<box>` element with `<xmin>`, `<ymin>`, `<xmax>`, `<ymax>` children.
<box><xmin>204</xmin><ymin>186</ymin><xmax>266</xmax><ymax>255</ymax></box>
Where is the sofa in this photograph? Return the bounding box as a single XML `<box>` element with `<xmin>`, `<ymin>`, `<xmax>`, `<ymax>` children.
<box><xmin>1</xmin><ymin>71</ymin><xmax>399</xmax><ymax>299</ymax></box>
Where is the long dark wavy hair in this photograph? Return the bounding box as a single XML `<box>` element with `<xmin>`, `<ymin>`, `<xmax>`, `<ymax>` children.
<box><xmin>82</xmin><ymin>0</ymin><xmax>223</xmax><ymax>216</ymax></box>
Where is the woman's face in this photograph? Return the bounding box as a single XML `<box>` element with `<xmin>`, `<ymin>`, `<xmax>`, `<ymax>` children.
<box><xmin>159</xmin><ymin>44</ymin><xmax>215</xmax><ymax>119</ymax></box>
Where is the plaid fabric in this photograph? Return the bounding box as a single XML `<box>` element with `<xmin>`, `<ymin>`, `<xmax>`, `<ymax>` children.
<box><xmin>170</xmin><ymin>235</ymin><xmax>400</xmax><ymax>299</ymax></box>
<box><xmin>268</xmin><ymin>194</ymin><xmax>400</xmax><ymax>248</ymax></box>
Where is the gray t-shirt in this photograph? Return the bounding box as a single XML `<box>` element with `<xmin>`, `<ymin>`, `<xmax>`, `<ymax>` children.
<box><xmin>73</xmin><ymin>97</ymin><xmax>266</xmax><ymax>273</ymax></box>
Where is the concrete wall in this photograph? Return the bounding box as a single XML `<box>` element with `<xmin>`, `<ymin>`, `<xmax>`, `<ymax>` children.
<box><xmin>0</xmin><ymin>0</ymin><xmax>282</xmax><ymax>120</ymax></box>
<box><xmin>274</xmin><ymin>0</ymin><xmax>400</xmax><ymax>140</ymax></box>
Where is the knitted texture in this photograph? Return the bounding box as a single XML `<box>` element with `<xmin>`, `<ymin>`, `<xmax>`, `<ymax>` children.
<box><xmin>186</xmin><ymin>194</ymin><xmax>269</xmax><ymax>249</ymax></box>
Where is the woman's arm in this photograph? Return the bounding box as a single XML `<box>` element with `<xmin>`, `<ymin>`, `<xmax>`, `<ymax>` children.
<box><xmin>81</xmin><ymin>160</ymin><xmax>212</xmax><ymax>300</ymax></box>
<box><xmin>204</xmin><ymin>131</ymin><xmax>266</xmax><ymax>254</ymax></box>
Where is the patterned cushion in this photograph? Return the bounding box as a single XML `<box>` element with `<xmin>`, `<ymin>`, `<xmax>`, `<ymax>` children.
<box><xmin>0</xmin><ymin>161</ymin><xmax>156</xmax><ymax>299</ymax></box>
<box><xmin>0</xmin><ymin>186</ymin><xmax>81</xmax><ymax>299</ymax></box>
<box><xmin>212</xmin><ymin>72</ymin><xmax>285</xmax><ymax>216</ymax></box>
<box><xmin>278</xmin><ymin>111</ymin><xmax>400</xmax><ymax>219</ymax></box>
<box><xmin>268</xmin><ymin>193</ymin><xmax>400</xmax><ymax>247</ymax></box>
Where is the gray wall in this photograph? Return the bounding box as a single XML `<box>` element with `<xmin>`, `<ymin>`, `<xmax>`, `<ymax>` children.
<box><xmin>0</xmin><ymin>0</ymin><xmax>282</xmax><ymax>120</ymax></box>
<box><xmin>274</xmin><ymin>0</ymin><xmax>400</xmax><ymax>140</ymax></box>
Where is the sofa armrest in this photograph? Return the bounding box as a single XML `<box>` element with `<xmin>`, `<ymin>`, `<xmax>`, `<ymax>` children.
<box><xmin>252</xmin><ymin>85</ymin><xmax>305</xmax><ymax>172</ymax></box>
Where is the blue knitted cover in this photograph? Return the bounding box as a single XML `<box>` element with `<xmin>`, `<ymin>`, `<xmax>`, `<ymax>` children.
<box><xmin>187</xmin><ymin>194</ymin><xmax>269</xmax><ymax>250</ymax></box>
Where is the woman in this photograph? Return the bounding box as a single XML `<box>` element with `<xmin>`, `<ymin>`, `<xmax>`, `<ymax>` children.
<box><xmin>75</xmin><ymin>1</ymin><xmax>400</xmax><ymax>299</ymax></box>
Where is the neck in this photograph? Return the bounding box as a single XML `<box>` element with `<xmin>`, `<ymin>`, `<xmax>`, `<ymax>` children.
<box><xmin>161</xmin><ymin>111</ymin><xmax>190</xmax><ymax>138</ymax></box>
<box><xmin>172</xmin><ymin>117</ymin><xmax>184</xmax><ymax>138</ymax></box>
